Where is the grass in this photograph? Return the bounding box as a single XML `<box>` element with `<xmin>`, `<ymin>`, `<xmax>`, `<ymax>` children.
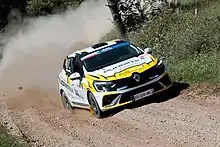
<box><xmin>0</xmin><ymin>125</ymin><xmax>27</xmax><ymax>147</ymax></box>
<box><xmin>199</xmin><ymin>0</ymin><xmax>220</xmax><ymax>17</ymax></box>
<box><xmin>101</xmin><ymin>0</ymin><xmax>220</xmax><ymax>84</ymax></box>
<box><xmin>166</xmin><ymin>52</ymin><xmax>219</xmax><ymax>84</ymax></box>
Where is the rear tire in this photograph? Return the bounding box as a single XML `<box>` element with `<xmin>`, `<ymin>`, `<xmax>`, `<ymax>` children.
<box><xmin>61</xmin><ymin>92</ymin><xmax>73</xmax><ymax>111</ymax></box>
<box><xmin>88</xmin><ymin>93</ymin><xmax>104</xmax><ymax>118</ymax></box>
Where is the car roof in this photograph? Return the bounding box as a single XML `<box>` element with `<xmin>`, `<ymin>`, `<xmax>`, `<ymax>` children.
<box><xmin>68</xmin><ymin>39</ymin><xmax>129</xmax><ymax>58</ymax></box>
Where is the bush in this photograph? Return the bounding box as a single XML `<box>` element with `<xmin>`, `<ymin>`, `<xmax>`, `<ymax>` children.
<box><xmin>26</xmin><ymin>0</ymin><xmax>83</xmax><ymax>16</ymax></box>
<box><xmin>129</xmin><ymin>12</ymin><xmax>220</xmax><ymax>83</ymax></box>
<box><xmin>101</xmin><ymin>1</ymin><xmax>220</xmax><ymax>84</ymax></box>
<box><xmin>0</xmin><ymin>0</ymin><xmax>27</xmax><ymax>29</ymax></box>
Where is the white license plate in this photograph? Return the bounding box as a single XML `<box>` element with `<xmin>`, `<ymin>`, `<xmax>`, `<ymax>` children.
<box><xmin>134</xmin><ymin>89</ymin><xmax>154</xmax><ymax>101</ymax></box>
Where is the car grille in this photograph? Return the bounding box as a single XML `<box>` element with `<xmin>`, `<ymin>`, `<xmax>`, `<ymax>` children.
<box><xmin>102</xmin><ymin>74</ymin><xmax>172</xmax><ymax>107</ymax></box>
<box><xmin>112</xmin><ymin>64</ymin><xmax>165</xmax><ymax>89</ymax></box>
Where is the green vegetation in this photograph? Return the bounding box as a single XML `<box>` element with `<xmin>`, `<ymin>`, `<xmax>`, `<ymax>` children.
<box><xmin>26</xmin><ymin>0</ymin><xmax>83</xmax><ymax>16</ymax></box>
<box><xmin>0</xmin><ymin>0</ymin><xmax>83</xmax><ymax>29</ymax></box>
<box><xmin>0</xmin><ymin>125</ymin><xmax>27</xmax><ymax>147</ymax></box>
<box><xmin>102</xmin><ymin>0</ymin><xmax>220</xmax><ymax>84</ymax></box>
<box><xmin>0</xmin><ymin>0</ymin><xmax>219</xmax><ymax>83</ymax></box>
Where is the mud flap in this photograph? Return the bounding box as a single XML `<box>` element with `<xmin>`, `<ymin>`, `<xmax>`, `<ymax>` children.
<box><xmin>89</xmin><ymin>105</ymin><xmax>95</xmax><ymax>115</ymax></box>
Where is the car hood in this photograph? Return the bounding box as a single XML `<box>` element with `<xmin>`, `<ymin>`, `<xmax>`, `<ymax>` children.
<box><xmin>86</xmin><ymin>54</ymin><xmax>158</xmax><ymax>81</ymax></box>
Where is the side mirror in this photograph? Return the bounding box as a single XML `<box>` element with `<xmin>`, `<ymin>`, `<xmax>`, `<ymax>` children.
<box><xmin>144</xmin><ymin>48</ymin><xmax>153</xmax><ymax>54</ymax></box>
<box><xmin>69</xmin><ymin>72</ymin><xmax>81</xmax><ymax>80</ymax></box>
<box><xmin>160</xmin><ymin>57</ymin><xmax>165</xmax><ymax>60</ymax></box>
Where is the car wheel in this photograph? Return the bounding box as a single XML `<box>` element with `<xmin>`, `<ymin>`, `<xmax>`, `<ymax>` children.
<box><xmin>61</xmin><ymin>92</ymin><xmax>73</xmax><ymax>111</ymax></box>
<box><xmin>88</xmin><ymin>93</ymin><xmax>104</xmax><ymax>118</ymax></box>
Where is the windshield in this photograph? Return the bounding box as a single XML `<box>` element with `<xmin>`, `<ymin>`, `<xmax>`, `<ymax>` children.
<box><xmin>82</xmin><ymin>42</ymin><xmax>143</xmax><ymax>72</ymax></box>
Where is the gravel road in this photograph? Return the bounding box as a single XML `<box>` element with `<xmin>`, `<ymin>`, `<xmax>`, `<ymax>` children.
<box><xmin>0</xmin><ymin>83</ymin><xmax>219</xmax><ymax>147</ymax></box>
<box><xmin>0</xmin><ymin>0</ymin><xmax>219</xmax><ymax>146</ymax></box>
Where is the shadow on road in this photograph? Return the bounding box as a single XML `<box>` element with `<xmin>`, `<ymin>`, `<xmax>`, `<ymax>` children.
<box><xmin>104</xmin><ymin>82</ymin><xmax>190</xmax><ymax>118</ymax></box>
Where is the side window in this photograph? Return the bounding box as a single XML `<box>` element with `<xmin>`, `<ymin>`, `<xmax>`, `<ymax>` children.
<box><xmin>66</xmin><ymin>58</ymin><xmax>72</xmax><ymax>72</ymax></box>
<box><xmin>63</xmin><ymin>57</ymin><xmax>68</xmax><ymax>71</ymax></box>
<box><xmin>63</xmin><ymin>57</ymin><xmax>76</xmax><ymax>75</ymax></box>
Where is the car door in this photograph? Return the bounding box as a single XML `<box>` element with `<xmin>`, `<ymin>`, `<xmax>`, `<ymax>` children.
<box><xmin>69</xmin><ymin>62</ymin><xmax>88</xmax><ymax>105</ymax></box>
<box><xmin>64</xmin><ymin>56</ymin><xmax>88</xmax><ymax>106</ymax></box>
<box><xmin>62</xmin><ymin>56</ymin><xmax>78</xmax><ymax>102</ymax></box>
<box><xmin>70</xmin><ymin>75</ymin><xmax>87</xmax><ymax>104</ymax></box>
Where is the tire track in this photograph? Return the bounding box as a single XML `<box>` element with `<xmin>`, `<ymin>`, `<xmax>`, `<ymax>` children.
<box><xmin>0</xmin><ymin>84</ymin><xmax>220</xmax><ymax>147</ymax></box>
<box><xmin>115</xmin><ymin>94</ymin><xmax>220</xmax><ymax>147</ymax></box>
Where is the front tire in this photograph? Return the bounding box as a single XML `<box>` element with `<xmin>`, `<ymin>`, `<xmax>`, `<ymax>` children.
<box><xmin>61</xmin><ymin>92</ymin><xmax>73</xmax><ymax>111</ymax></box>
<box><xmin>88</xmin><ymin>93</ymin><xmax>104</xmax><ymax>118</ymax></box>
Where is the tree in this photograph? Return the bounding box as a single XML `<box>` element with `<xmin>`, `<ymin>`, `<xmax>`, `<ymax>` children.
<box><xmin>0</xmin><ymin>0</ymin><xmax>26</xmax><ymax>29</ymax></box>
<box><xmin>106</xmin><ymin>0</ymin><xmax>127</xmax><ymax>39</ymax></box>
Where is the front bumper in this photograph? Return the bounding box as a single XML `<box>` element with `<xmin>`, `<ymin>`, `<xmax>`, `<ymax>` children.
<box><xmin>94</xmin><ymin>72</ymin><xmax>172</xmax><ymax>111</ymax></box>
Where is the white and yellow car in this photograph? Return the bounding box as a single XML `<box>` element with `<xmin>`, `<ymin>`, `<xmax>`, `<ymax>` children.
<box><xmin>58</xmin><ymin>39</ymin><xmax>172</xmax><ymax>118</ymax></box>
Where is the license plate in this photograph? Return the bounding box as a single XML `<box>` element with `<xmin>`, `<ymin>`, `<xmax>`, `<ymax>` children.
<box><xmin>133</xmin><ymin>89</ymin><xmax>154</xmax><ymax>101</ymax></box>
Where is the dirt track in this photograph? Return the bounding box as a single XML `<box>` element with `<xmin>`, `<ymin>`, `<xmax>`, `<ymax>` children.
<box><xmin>0</xmin><ymin>83</ymin><xmax>219</xmax><ymax>147</ymax></box>
<box><xmin>0</xmin><ymin>0</ymin><xmax>220</xmax><ymax>146</ymax></box>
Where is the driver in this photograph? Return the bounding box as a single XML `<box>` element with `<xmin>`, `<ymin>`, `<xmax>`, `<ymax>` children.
<box><xmin>73</xmin><ymin>53</ymin><xmax>84</xmax><ymax>79</ymax></box>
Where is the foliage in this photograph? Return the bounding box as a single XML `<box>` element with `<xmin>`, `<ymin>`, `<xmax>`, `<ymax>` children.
<box><xmin>168</xmin><ymin>52</ymin><xmax>219</xmax><ymax>84</ymax></box>
<box><xmin>116</xmin><ymin>0</ymin><xmax>166</xmax><ymax>32</ymax></box>
<box><xmin>101</xmin><ymin>0</ymin><xmax>220</xmax><ymax>84</ymax></box>
<box><xmin>0</xmin><ymin>0</ymin><xmax>83</xmax><ymax>29</ymax></box>
<box><xmin>0</xmin><ymin>0</ymin><xmax>27</xmax><ymax>28</ymax></box>
<box><xmin>130</xmin><ymin>12</ymin><xmax>220</xmax><ymax>59</ymax></box>
<box><xmin>26</xmin><ymin>0</ymin><xmax>83</xmax><ymax>16</ymax></box>
<box><xmin>0</xmin><ymin>125</ymin><xmax>27</xmax><ymax>147</ymax></box>
<box><xmin>130</xmin><ymin>12</ymin><xmax>220</xmax><ymax>84</ymax></box>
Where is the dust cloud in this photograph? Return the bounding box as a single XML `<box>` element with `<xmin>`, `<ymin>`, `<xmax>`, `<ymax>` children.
<box><xmin>0</xmin><ymin>0</ymin><xmax>113</xmax><ymax>95</ymax></box>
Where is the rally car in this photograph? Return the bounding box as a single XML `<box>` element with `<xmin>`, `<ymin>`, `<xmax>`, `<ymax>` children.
<box><xmin>58</xmin><ymin>39</ymin><xmax>172</xmax><ymax>118</ymax></box>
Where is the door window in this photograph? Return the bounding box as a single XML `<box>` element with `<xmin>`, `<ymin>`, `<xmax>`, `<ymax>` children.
<box><xmin>63</xmin><ymin>57</ymin><xmax>76</xmax><ymax>76</ymax></box>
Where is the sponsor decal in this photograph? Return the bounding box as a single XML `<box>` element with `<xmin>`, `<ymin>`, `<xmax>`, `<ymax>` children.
<box><xmin>138</xmin><ymin>53</ymin><xmax>148</xmax><ymax>59</ymax></box>
<box><xmin>103</xmin><ymin>58</ymin><xmax>140</xmax><ymax>73</ymax></box>
<box><xmin>110</xmin><ymin>42</ymin><xmax>130</xmax><ymax>49</ymax></box>
<box><xmin>98</xmin><ymin>46</ymin><xmax>113</xmax><ymax>53</ymax></box>
<box><xmin>81</xmin><ymin>79</ymin><xmax>88</xmax><ymax>88</ymax></box>
<box><xmin>81</xmin><ymin>42</ymin><xmax>130</xmax><ymax>61</ymax></box>
<box><xmin>74</xmin><ymin>89</ymin><xmax>80</xmax><ymax>97</ymax></box>
<box><xmin>102</xmin><ymin>55</ymin><xmax>152</xmax><ymax>74</ymax></box>
<box><xmin>81</xmin><ymin>52</ymin><xmax>98</xmax><ymax>60</ymax></box>
<box><xmin>138</xmin><ymin>54</ymin><xmax>153</xmax><ymax>63</ymax></box>
<box><xmin>59</xmin><ymin>78</ymin><xmax>74</xmax><ymax>92</ymax></box>
<box><xmin>59</xmin><ymin>78</ymin><xmax>84</xmax><ymax>100</ymax></box>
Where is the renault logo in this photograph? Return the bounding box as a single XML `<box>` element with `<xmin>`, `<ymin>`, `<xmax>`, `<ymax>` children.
<box><xmin>133</xmin><ymin>73</ymin><xmax>140</xmax><ymax>82</ymax></box>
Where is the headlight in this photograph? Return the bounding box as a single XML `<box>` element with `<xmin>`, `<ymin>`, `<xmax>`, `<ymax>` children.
<box><xmin>156</xmin><ymin>59</ymin><xmax>166</xmax><ymax>72</ymax></box>
<box><xmin>93</xmin><ymin>81</ymin><xmax>116</xmax><ymax>92</ymax></box>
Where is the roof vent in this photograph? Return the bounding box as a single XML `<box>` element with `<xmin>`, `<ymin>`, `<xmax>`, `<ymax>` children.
<box><xmin>80</xmin><ymin>52</ymin><xmax>89</xmax><ymax>58</ymax></box>
<box><xmin>92</xmin><ymin>42</ymin><xmax>108</xmax><ymax>49</ymax></box>
<box><xmin>115</xmin><ymin>40</ymin><xmax>127</xmax><ymax>44</ymax></box>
